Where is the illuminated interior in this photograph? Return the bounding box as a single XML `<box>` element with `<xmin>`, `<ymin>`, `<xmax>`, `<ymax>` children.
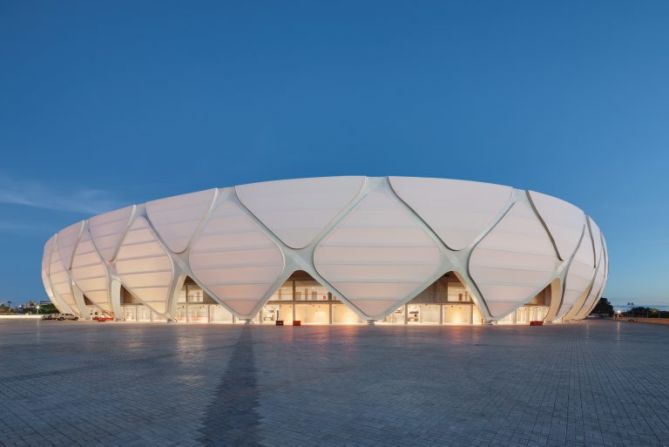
<box><xmin>117</xmin><ymin>272</ymin><xmax>552</xmax><ymax>325</ymax></box>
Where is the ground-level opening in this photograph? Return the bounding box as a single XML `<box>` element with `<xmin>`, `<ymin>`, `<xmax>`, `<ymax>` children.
<box><xmin>259</xmin><ymin>270</ymin><xmax>363</xmax><ymax>325</ymax></box>
<box><xmin>174</xmin><ymin>276</ymin><xmax>235</xmax><ymax>323</ymax></box>
<box><xmin>375</xmin><ymin>272</ymin><xmax>485</xmax><ymax>325</ymax></box>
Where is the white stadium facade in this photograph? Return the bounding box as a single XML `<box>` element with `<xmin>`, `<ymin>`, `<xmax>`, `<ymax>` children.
<box><xmin>41</xmin><ymin>176</ymin><xmax>608</xmax><ymax>325</ymax></box>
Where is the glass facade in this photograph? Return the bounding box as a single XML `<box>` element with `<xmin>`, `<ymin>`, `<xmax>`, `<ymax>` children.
<box><xmin>264</xmin><ymin>272</ymin><xmax>335</xmax><ymax>324</ymax></box>
<box><xmin>382</xmin><ymin>306</ymin><xmax>405</xmax><ymax>324</ymax></box>
<box><xmin>376</xmin><ymin>274</ymin><xmax>478</xmax><ymax>325</ymax></box>
<box><xmin>174</xmin><ymin>279</ymin><xmax>219</xmax><ymax>323</ymax></box>
<box><xmin>295</xmin><ymin>303</ymin><xmax>330</xmax><ymax>324</ymax></box>
<box><xmin>443</xmin><ymin>304</ymin><xmax>473</xmax><ymax>324</ymax></box>
<box><xmin>118</xmin><ymin>272</ymin><xmax>552</xmax><ymax>326</ymax></box>
<box><xmin>332</xmin><ymin>303</ymin><xmax>364</xmax><ymax>324</ymax></box>
<box><xmin>211</xmin><ymin>305</ymin><xmax>234</xmax><ymax>323</ymax></box>
<box><xmin>121</xmin><ymin>304</ymin><xmax>158</xmax><ymax>322</ymax></box>
<box><xmin>259</xmin><ymin>303</ymin><xmax>296</xmax><ymax>324</ymax></box>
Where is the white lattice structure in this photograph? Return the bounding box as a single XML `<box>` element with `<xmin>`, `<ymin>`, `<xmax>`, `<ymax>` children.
<box><xmin>41</xmin><ymin>177</ymin><xmax>608</xmax><ymax>324</ymax></box>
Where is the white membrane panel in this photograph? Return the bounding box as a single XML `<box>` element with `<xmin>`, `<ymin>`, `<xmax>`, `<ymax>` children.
<box><xmin>314</xmin><ymin>187</ymin><xmax>442</xmax><ymax>319</ymax></box>
<box><xmin>57</xmin><ymin>222</ymin><xmax>84</xmax><ymax>270</ymax></box>
<box><xmin>49</xmin><ymin>243</ymin><xmax>79</xmax><ymax>315</ymax></box>
<box><xmin>576</xmin><ymin>235</ymin><xmax>608</xmax><ymax>319</ymax></box>
<box><xmin>41</xmin><ymin>236</ymin><xmax>64</xmax><ymax>312</ymax></box>
<box><xmin>41</xmin><ymin>237</ymin><xmax>54</xmax><ymax>298</ymax></box>
<box><xmin>189</xmin><ymin>195</ymin><xmax>285</xmax><ymax>317</ymax></box>
<box><xmin>592</xmin><ymin>257</ymin><xmax>608</xmax><ymax>312</ymax></box>
<box><xmin>572</xmin><ymin>251</ymin><xmax>606</xmax><ymax>320</ymax></box>
<box><xmin>389</xmin><ymin>177</ymin><xmax>513</xmax><ymax>250</ymax></box>
<box><xmin>589</xmin><ymin>217</ymin><xmax>603</xmax><ymax>267</ymax></box>
<box><xmin>236</xmin><ymin>177</ymin><xmax>365</xmax><ymax>249</ymax></box>
<box><xmin>469</xmin><ymin>200</ymin><xmax>560</xmax><ymax>319</ymax></box>
<box><xmin>529</xmin><ymin>190</ymin><xmax>585</xmax><ymax>261</ymax></box>
<box><xmin>89</xmin><ymin>206</ymin><xmax>135</xmax><ymax>262</ymax></box>
<box><xmin>556</xmin><ymin>233</ymin><xmax>595</xmax><ymax>320</ymax></box>
<box><xmin>71</xmin><ymin>229</ymin><xmax>112</xmax><ymax>312</ymax></box>
<box><xmin>146</xmin><ymin>189</ymin><xmax>216</xmax><ymax>253</ymax></box>
<box><xmin>114</xmin><ymin>217</ymin><xmax>173</xmax><ymax>315</ymax></box>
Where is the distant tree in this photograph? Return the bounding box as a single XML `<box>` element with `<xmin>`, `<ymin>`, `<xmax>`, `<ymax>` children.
<box><xmin>0</xmin><ymin>303</ymin><xmax>14</xmax><ymax>314</ymax></box>
<box><xmin>591</xmin><ymin>297</ymin><xmax>614</xmax><ymax>317</ymax></box>
<box><xmin>624</xmin><ymin>306</ymin><xmax>661</xmax><ymax>318</ymax></box>
<box><xmin>38</xmin><ymin>303</ymin><xmax>58</xmax><ymax>314</ymax></box>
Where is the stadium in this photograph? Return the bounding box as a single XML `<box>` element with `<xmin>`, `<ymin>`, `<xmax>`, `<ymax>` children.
<box><xmin>41</xmin><ymin>176</ymin><xmax>607</xmax><ymax>325</ymax></box>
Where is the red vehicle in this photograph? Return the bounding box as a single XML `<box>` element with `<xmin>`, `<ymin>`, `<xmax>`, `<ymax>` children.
<box><xmin>93</xmin><ymin>315</ymin><xmax>114</xmax><ymax>322</ymax></box>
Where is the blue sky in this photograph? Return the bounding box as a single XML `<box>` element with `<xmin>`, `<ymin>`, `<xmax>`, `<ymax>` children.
<box><xmin>1</xmin><ymin>1</ymin><xmax>668</xmax><ymax>306</ymax></box>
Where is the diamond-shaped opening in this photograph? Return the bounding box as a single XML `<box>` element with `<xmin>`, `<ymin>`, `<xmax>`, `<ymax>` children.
<box><xmin>173</xmin><ymin>276</ymin><xmax>235</xmax><ymax>323</ymax></box>
<box><xmin>376</xmin><ymin>272</ymin><xmax>486</xmax><ymax>325</ymax></box>
<box><xmin>255</xmin><ymin>270</ymin><xmax>364</xmax><ymax>325</ymax></box>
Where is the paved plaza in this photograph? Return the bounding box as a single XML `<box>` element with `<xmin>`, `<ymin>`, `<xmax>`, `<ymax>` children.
<box><xmin>1</xmin><ymin>319</ymin><xmax>668</xmax><ymax>446</ymax></box>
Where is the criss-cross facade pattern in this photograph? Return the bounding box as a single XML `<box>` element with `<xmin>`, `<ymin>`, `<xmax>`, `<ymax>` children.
<box><xmin>41</xmin><ymin>177</ymin><xmax>607</xmax><ymax>325</ymax></box>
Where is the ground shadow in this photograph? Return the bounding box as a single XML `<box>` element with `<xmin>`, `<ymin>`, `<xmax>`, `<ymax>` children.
<box><xmin>199</xmin><ymin>326</ymin><xmax>262</xmax><ymax>446</ymax></box>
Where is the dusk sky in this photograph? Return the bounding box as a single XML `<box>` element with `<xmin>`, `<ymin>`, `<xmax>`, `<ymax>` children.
<box><xmin>1</xmin><ymin>1</ymin><xmax>668</xmax><ymax>306</ymax></box>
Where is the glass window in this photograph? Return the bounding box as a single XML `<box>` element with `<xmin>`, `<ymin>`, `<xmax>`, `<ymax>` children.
<box><xmin>407</xmin><ymin>304</ymin><xmax>421</xmax><ymax>323</ymax></box>
<box><xmin>122</xmin><ymin>306</ymin><xmax>136</xmax><ymax>321</ymax></box>
<box><xmin>421</xmin><ymin>304</ymin><xmax>440</xmax><ymax>324</ymax></box>
<box><xmin>294</xmin><ymin>304</ymin><xmax>305</xmax><ymax>322</ymax></box>
<box><xmin>260</xmin><ymin>304</ymin><xmax>280</xmax><ymax>324</ymax></box>
<box><xmin>408</xmin><ymin>304</ymin><xmax>420</xmax><ymax>323</ymax></box>
<box><xmin>472</xmin><ymin>304</ymin><xmax>484</xmax><ymax>325</ymax></box>
<box><xmin>515</xmin><ymin>306</ymin><xmax>530</xmax><ymax>324</ymax></box>
<box><xmin>515</xmin><ymin>305</ymin><xmax>549</xmax><ymax>324</ymax></box>
<box><xmin>277</xmin><ymin>304</ymin><xmax>293</xmax><ymax>323</ymax></box>
<box><xmin>407</xmin><ymin>304</ymin><xmax>440</xmax><ymax>324</ymax></box>
<box><xmin>211</xmin><ymin>305</ymin><xmax>233</xmax><ymax>323</ymax></box>
<box><xmin>332</xmin><ymin>303</ymin><xmax>363</xmax><ymax>324</ymax></box>
<box><xmin>137</xmin><ymin>305</ymin><xmax>152</xmax><ymax>322</ymax></box>
<box><xmin>382</xmin><ymin>305</ymin><xmax>405</xmax><ymax>324</ymax></box>
<box><xmin>188</xmin><ymin>304</ymin><xmax>208</xmax><ymax>323</ymax></box>
<box><xmin>187</xmin><ymin>286</ymin><xmax>203</xmax><ymax>303</ymax></box>
<box><xmin>443</xmin><ymin>304</ymin><xmax>473</xmax><ymax>324</ymax></box>
<box><xmin>529</xmin><ymin>305</ymin><xmax>549</xmax><ymax>322</ymax></box>
<box><xmin>295</xmin><ymin>303</ymin><xmax>330</xmax><ymax>324</ymax></box>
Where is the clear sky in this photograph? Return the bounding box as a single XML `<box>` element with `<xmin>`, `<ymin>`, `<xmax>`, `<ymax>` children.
<box><xmin>1</xmin><ymin>1</ymin><xmax>668</xmax><ymax>307</ymax></box>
